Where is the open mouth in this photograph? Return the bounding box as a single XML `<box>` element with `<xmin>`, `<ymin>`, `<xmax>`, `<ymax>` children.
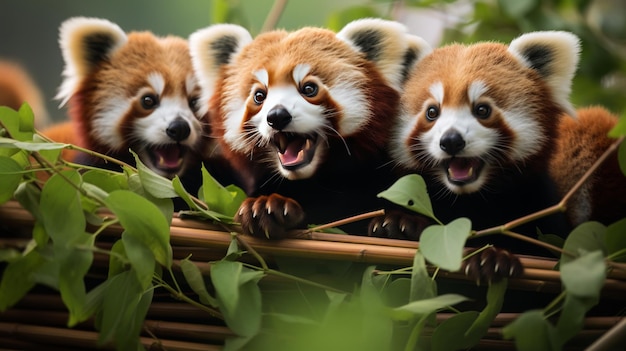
<box><xmin>443</xmin><ymin>157</ymin><xmax>484</xmax><ymax>185</ymax></box>
<box><xmin>272</xmin><ymin>132</ymin><xmax>318</xmax><ymax>170</ymax></box>
<box><xmin>147</xmin><ymin>144</ymin><xmax>187</xmax><ymax>174</ymax></box>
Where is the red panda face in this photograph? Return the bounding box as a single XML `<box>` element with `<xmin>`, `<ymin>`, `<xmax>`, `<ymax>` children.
<box><xmin>57</xmin><ymin>18</ymin><xmax>205</xmax><ymax>178</ymax></box>
<box><xmin>190</xmin><ymin>19</ymin><xmax>432</xmax><ymax>182</ymax></box>
<box><xmin>393</xmin><ymin>32</ymin><xmax>580</xmax><ymax>194</ymax></box>
<box><xmin>220</xmin><ymin>29</ymin><xmax>383</xmax><ymax>180</ymax></box>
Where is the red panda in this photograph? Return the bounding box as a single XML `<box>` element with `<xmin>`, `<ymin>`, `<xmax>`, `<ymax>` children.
<box><xmin>45</xmin><ymin>17</ymin><xmax>207</xmax><ymax>180</ymax></box>
<box><xmin>550</xmin><ymin>106</ymin><xmax>626</xmax><ymax>227</ymax></box>
<box><xmin>370</xmin><ymin>31</ymin><xmax>583</xmax><ymax>281</ymax></box>
<box><xmin>190</xmin><ymin>19</ymin><xmax>431</xmax><ymax>237</ymax></box>
<box><xmin>0</xmin><ymin>61</ymin><xmax>50</xmax><ymax>129</ymax></box>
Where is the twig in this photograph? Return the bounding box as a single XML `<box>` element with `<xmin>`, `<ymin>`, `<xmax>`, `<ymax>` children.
<box><xmin>304</xmin><ymin>209</ymin><xmax>385</xmax><ymax>234</ymax></box>
<box><xmin>475</xmin><ymin>136</ymin><xmax>625</xmax><ymax>237</ymax></box>
<box><xmin>260</xmin><ymin>0</ymin><xmax>288</xmax><ymax>32</ymax></box>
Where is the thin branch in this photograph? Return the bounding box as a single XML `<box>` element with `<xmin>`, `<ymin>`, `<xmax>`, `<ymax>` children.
<box><xmin>260</xmin><ymin>0</ymin><xmax>288</xmax><ymax>32</ymax></box>
<box><xmin>304</xmin><ymin>209</ymin><xmax>385</xmax><ymax>234</ymax></box>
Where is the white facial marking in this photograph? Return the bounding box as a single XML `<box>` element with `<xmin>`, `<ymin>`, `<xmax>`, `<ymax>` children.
<box><xmin>429</xmin><ymin>81</ymin><xmax>444</xmax><ymax>103</ymax></box>
<box><xmin>253</xmin><ymin>69</ymin><xmax>269</xmax><ymax>86</ymax></box>
<box><xmin>93</xmin><ymin>96</ymin><xmax>130</xmax><ymax>148</ymax></box>
<box><xmin>255</xmin><ymin>85</ymin><xmax>325</xmax><ymax>138</ymax></box>
<box><xmin>329</xmin><ymin>79</ymin><xmax>369</xmax><ymax>135</ymax></box>
<box><xmin>292</xmin><ymin>64</ymin><xmax>310</xmax><ymax>83</ymax></box>
<box><xmin>135</xmin><ymin>96</ymin><xmax>201</xmax><ymax>147</ymax></box>
<box><xmin>147</xmin><ymin>72</ymin><xmax>165</xmax><ymax>95</ymax></box>
<box><xmin>468</xmin><ymin>81</ymin><xmax>487</xmax><ymax>102</ymax></box>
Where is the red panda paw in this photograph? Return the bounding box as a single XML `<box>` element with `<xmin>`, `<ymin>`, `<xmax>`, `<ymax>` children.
<box><xmin>368</xmin><ymin>210</ymin><xmax>433</xmax><ymax>241</ymax></box>
<box><xmin>235</xmin><ymin>194</ymin><xmax>304</xmax><ymax>239</ymax></box>
<box><xmin>460</xmin><ymin>247</ymin><xmax>524</xmax><ymax>285</ymax></box>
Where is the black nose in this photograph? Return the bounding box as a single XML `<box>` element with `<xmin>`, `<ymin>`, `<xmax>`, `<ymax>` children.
<box><xmin>166</xmin><ymin>119</ymin><xmax>191</xmax><ymax>141</ymax></box>
<box><xmin>440</xmin><ymin>130</ymin><xmax>465</xmax><ymax>155</ymax></box>
<box><xmin>267</xmin><ymin>105</ymin><xmax>292</xmax><ymax>130</ymax></box>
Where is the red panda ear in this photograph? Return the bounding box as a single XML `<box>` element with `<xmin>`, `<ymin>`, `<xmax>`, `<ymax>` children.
<box><xmin>508</xmin><ymin>31</ymin><xmax>580</xmax><ymax>117</ymax></box>
<box><xmin>189</xmin><ymin>24</ymin><xmax>252</xmax><ymax>103</ymax></box>
<box><xmin>55</xmin><ymin>17</ymin><xmax>127</xmax><ymax>106</ymax></box>
<box><xmin>336</xmin><ymin>18</ymin><xmax>431</xmax><ymax>91</ymax></box>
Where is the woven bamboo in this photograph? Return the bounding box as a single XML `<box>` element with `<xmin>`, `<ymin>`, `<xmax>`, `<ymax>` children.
<box><xmin>1</xmin><ymin>200</ymin><xmax>625</xmax><ymax>350</ymax></box>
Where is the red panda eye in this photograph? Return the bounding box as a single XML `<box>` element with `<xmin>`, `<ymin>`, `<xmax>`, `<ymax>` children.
<box><xmin>253</xmin><ymin>90</ymin><xmax>266</xmax><ymax>105</ymax></box>
<box><xmin>189</xmin><ymin>97</ymin><xmax>199</xmax><ymax>112</ymax></box>
<box><xmin>426</xmin><ymin>106</ymin><xmax>439</xmax><ymax>121</ymax></box>
<box><xmin>473</xmin><ymin>104</ymin><xmax>491</xmax><ymax>119</ymax></box>
<box><xmin>141</xmin><ymin>94</ymin><xmax>159</xmax><ymax>109</ymax></box>
<box><xmin>301</xmin><ymin>82</ymin><xmax>318</xmax><ymax>98</ymax></box>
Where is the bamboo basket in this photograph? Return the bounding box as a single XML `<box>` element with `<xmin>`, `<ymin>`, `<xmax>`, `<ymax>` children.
<box><xmin>1</xmin><ymin>200</ymin><xmax>624</xmax><ymax>350</ymax></box>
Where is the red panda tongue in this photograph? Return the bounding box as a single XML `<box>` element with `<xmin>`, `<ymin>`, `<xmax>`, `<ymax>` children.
<box><xmin>154</xmin><ymin>145</ymin><xmax>182</xmax><ymax>169</ymax></box>
<box><xmin>278</xmin><ymin>138</ymin><xmax>307</xmax><ymax>166</ymax></box>
<box><xmin>447</xmin><ymin>158</ymin><xmax>480</xmax><ymax>182</ymax></box>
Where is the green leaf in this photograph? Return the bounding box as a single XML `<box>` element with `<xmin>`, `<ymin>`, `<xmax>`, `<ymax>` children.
<box><xmin>463</xmin><ymin>279</ymin><xmax>507</xmax><ymax>344</ymax></box>
<box><xmin>82</xmin><ymin>170</ymin><xmax>128</xmax><ymax>193</ymax></box>
<box><xmin>410</xmin><ymin>251</ymin><xmax>436</xmax><ymax>302</ymax></box>
<box><xmin>377</xmin><ymin>174</ymin><xmax>437</xmax><ymax>222</ymax></box>
<box><xmin>58</xmin><ymin>234</ymin><xmax>95</xmax><ymax>327</ymax></box>
<box><xmin>0</xmin><ymin>137</ymin><xmax>68</xmax><ymax>151</ymax></box>
<box><xmin>0</xmin><ymin>248</ymin><xmax>21</xmax><ymax>263</ymax></box>
<box><xmin>391</xmin><ymin>294</ymin><xmax>469</xmax><ymax>321</ymax></box>
<box><xmin>561</xmin><ymin>221</ymin><xmax>607</xmax><ymax>265</ymax></box>
<box><xmin>40</xmin><ymin>170</ymin><xmax>86</xmax><ymax>246</ymax></box>
<box><xmin>502</xmin><ymin>310</ymin><xmax>558</xmax><ymax>351</ymax></box>
<box><xmin>560</xmin><ymin>250</ymin><xmax>606</xmax><ymax>298</ymax></box>
<box><xmin>98</xmin><ymin>270</ymin><xmax>153</xmax><ymax>349</ymax></box>
<box><xmin>131</xmin><ymin>150</ymin><xmax>178</xmax><ymax>198</ymax></box>
<box><xmin>104</xmin><ymin>190</ymin><xmax>172</xmax><ymax>268</ymax></box>
<box><xmin>0</xmin><ymin>105</ymin><xmax>34</xmax><ymax>141</ymax></box>
<box><xmin>201</xmin><ymin>164</ymin><xmax>246</xmax><ymax>217</ymax></box>
<box><xmin>14</xmin><ymin>182</ymin><xmax>43</xmax><ymax>221</ymax></box>
<box><xmin>555</xmin><ymin>294</ymin><xmax>598</xmax><ymax>347</ymax></box>
<box><xmin>431</xmin><ymin>311</ymin><xmax>480</xmax><ymax>350</ymax></box>
<box><xmin>420</xmin><ymin>218</ymin><xmax>472</xmax><ymax>271</ymax></box>
<box><xmin>606</xmin><ymin>218</ymin><xmax>626</xmax><ymax>261</ymax></box>
<box><xmin>210</xmin><ymin>260</ymin><xmax>263</xmax><ymax>337</ymax></box>
<box><xmin>608</xmin><ymin>113</ymin><xmax>626</xmax><ymax>137</ymax></box>
<box><xmin>107</xmin><ymin>240</ymin><xmax>127</xmax><ymax>278</ymax></box>
<box><xmin>0</xmin><ymin>156</ymin><xmax>24</xmax><ymax>204</ymax></box>
<box><xmin>359</xmin><ymin>268</ymin><xmax>394</xmax><ymax>351</ymax></box>
<box><xmin>173</xmin><ymin>176</ymin><xmax>233</xmax><ymax>222</ymax></box>
<box><xmin>127</xmin><ymin>172</ymin><xmax>174</xmax><ymax>224</ymax></box>
<box><xmin>122</xmin><ymin>234</ymin><xmax>156</xmax><ymax>290</ymax></box>
<box><xmin>0</xmin><ymin>250</ymin><xmax>44</xmax><ymax>310</ymax></box>
<box><xmin>180</xmin><ymin>258</ymin><xmax>218</xmax><ymax>307</ymax></box>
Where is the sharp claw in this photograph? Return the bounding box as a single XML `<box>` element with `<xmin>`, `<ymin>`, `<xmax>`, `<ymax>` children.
<box><xmin>372</xmin><ymin>223</ymin><xmax>379</xmax><ymax>233</ymax></box>
<box><xmin>382</xmin><ymin>219</ymin><xmax>390</xmax><ymax>228</ymax></box>
<box><xmin>252</xmin><ymin>210</ymin><xmax>258</xmax><ymax>218</ymax></box>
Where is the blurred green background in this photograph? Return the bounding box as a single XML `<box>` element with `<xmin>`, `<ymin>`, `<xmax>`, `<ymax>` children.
<box><xmin>1</xmin><ymin>0</ymin><xmax>624</xmax><ymax>124</ymax></box>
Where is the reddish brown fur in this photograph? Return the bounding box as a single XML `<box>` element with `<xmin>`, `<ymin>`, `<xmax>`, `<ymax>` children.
<box><xmin>210</xmin><ymin>27</ymin><xmax>400</xmax><ymax>191</ymax></box>
<box><xmin>66</xmin><ymin>33</ymin><xmax>196</xmax><ymax>155</ymax></box>
<box><xmin>550</xmin><ymin>106</ymin><xmax>626</xmax><ymax>225</ymax></box>
<box><xmin>403</xmin><ymin>43</ymin><xmax>564</xmax><ymax>174</ymax></box>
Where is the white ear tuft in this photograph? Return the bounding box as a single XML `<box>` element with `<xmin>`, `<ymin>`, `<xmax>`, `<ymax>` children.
<box><xmin>189</xmin><ymin>24</ymin><xmax>252</xmax><ymax>104</ymax></box>
<box><xmin>56</xmin><ymin>17</ymin><xmax>127</xmax><ymax>106</ymax></box>
<box><xmin>508</xmin><ymin>31</ymin><xmax>581</xmax><ymax>117</ymax></box>
<box><xmin>337</xmin><ymin>18</ymin><xmax>432</xmax><ymax>91</ymax></box>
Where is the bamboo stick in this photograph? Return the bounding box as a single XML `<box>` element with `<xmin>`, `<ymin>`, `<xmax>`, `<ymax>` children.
<box><xmin>0</xmin><ymin>322</ymin><xmax>223</xmax><ymax>351</ymax></box>
<box><xmin>2</xmin><ymin>201</ymin><xmax>626</xmax><ymax>292</ymax></box>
